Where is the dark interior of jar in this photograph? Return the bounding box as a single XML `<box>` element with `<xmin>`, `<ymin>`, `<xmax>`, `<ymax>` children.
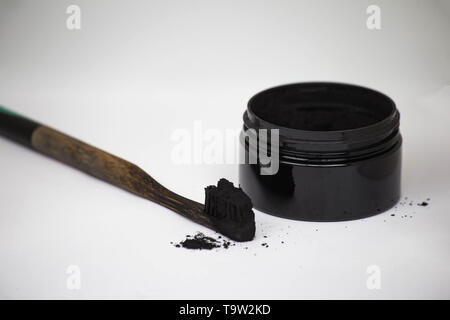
<box><xmin>249</xmin><ymin>83</ymin><xmax>395</xmax><ymax>131</ymax></box>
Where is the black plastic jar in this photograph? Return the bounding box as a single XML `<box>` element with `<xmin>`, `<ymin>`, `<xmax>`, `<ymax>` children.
<box><xmin>239</xmin><ymin>82</ymin><xmax>402</xmax><ymax>221</ymax></box>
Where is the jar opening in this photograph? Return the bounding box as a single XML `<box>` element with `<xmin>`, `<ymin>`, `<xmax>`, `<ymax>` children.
<box><xmin>249</xmin><ymin>83</ymin><xmax>395</xmax><ymax>131</ymax></box>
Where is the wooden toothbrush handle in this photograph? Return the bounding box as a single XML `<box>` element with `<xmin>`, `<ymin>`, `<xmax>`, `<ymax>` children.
<box><xmin>31</xmin><ymin>125</ymin><xmax>162</xmax><ymax>200</ymax></box>
<box><xmin>31</xmin><ymin>126</ymin><xmax>210</xmax><ymax>225</ymax></box>
<box><xmin>0</xmin><ymin>107</ymin><xmax>211</xmax><ymax>228</ymax></box>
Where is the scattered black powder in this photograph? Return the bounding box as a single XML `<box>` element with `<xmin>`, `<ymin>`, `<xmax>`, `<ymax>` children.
<box><xmin>171</xmin><ymin>197</ymin><xmax>431</xmax><ymax>251</ymax></box>
<box><xmin>173</xmin><ymin>232</ymin><xmax>240</xmax><ymax>250</ymax></box>
<box><xmin>222</xmin><ymin>241</ymin><xmax>231</xmax><ymax>249</ymax></box>
<box><xmin>175</xmin><ymin>232</ymin><xmax>221</xmax><ymax>250</ymax></box>
<box><xmin>386</xmin><ymin>197</ymin><xmax>430</xmax><ymax>220</ymax></box>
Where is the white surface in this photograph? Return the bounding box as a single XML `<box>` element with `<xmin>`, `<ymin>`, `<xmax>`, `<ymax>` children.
<box><xmin>0</xmin><ymin>0</ymin><xmax>449</xmax><ymax>299</ymax></box>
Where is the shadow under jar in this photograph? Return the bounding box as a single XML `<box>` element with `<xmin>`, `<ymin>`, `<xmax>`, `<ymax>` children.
<box><xmin>239</xmin><ymin>82</ymin><xmax>402</xmax><ymax>221</ymax></box>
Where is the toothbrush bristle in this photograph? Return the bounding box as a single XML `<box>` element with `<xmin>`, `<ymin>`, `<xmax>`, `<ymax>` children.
<box><xmin>204</xmin><ymin>178</ymin><xmax>255</xmax><ymax>242</ymax></box>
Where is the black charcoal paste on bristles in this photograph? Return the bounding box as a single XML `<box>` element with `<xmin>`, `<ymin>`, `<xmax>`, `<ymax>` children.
<box><xmin>204</xmin><ymin>178</ymin><xmax>255</xmax><ymax>242</ymax></box>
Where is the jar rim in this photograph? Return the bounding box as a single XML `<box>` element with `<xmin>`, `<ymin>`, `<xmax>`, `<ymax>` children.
<box><xmin>243</xmin><ymin>82</ymin><xmax>401</xmax><ymax>157</ymax></box>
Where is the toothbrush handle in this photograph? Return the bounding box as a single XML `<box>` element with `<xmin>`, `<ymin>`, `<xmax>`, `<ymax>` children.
<box><xmin>0</xmin><ymin>106</ymin><xmax>209</xmax><ymax>226</ymax></box>
<box><xmin>30</xmin><ymin>125</ymin><xmax>164</xmax><ymax>200</ymax></box>
<box><xmin>0</xmin><ymin>105</ymin><xmax>165</xmax><ymax>200</ymax></box>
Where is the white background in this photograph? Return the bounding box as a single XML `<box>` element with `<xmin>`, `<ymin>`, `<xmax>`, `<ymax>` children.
<box><xmin>0</xmin><ymin>0</ymin><xmax>449</xmax><ymax>299</ymax></box>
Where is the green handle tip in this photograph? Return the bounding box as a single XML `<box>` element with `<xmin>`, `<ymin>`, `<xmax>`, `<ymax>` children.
<box><xmin>0</xmin><ymin>105</ymin><xmax>21</xmax><ymax>117</ymax></box>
